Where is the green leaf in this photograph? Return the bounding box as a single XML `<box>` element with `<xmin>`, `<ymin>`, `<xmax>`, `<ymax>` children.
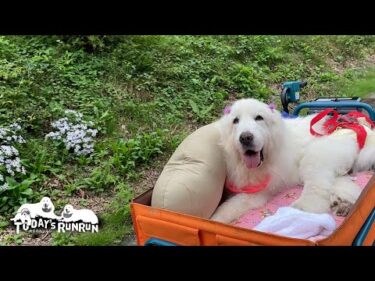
<box><xmin>21</xmin><ymin>188</ymin><xmax>33</xmax><ymax>196</ymax></box>
<box><xmin>0</xmin><ymin>220</ymin><xmax>10</xmax><ymax>228</ymax></box>
<box><xmin>5</xmin><ymin>177</ymin><xmax>18</xmax><ymax>190</ymax></box>
<box><xmin>189</xmin><ymin>100</ymin><xmax>200</xmax><ymax>114</ymax></box>
<box><xmin>202</xmin><ymin>104</ymin><xmax>214</xmax><ymax>115</ymax></box>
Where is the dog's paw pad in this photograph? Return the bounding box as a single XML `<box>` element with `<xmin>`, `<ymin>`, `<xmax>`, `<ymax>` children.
<box><xmin>330</xmin><ymin>197</ymin><xmax>353</xmax><ymax>217</ymax></box>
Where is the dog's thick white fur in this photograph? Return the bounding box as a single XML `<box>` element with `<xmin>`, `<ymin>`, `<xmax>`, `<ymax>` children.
<box><xmin>211</xmin><ymin>98</ymin><xmax>374</xmax><ymax>224</ymax></box>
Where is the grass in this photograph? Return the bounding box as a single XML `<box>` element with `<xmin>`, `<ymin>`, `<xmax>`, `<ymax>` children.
<box><xmin>340</xmin><ymin>68</ymin><xmax>375</xmax><ymax>98</ymax></box>
<box><xmin>1</xmin><ymin>35</ymin><xmax>375</xmax><ymax>245</ymax></box>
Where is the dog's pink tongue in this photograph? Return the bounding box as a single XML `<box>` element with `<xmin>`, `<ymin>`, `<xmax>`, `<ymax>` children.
<box><xmin>244</xmin><ymin>152</ymin><xmax>261</xmax><ymax>169</ymax></box>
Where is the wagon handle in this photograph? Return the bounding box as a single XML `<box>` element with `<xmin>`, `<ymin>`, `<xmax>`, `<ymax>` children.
<box><xmin>293</xmin><ymin>101</ymin><xmax>375</xmax><ymax>121</ymax></box>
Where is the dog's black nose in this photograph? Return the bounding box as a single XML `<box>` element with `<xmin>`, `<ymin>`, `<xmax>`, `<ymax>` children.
<box><xmin>239</xmin><ymin>132</ymin><xmax>254</xmax><ymax>146</ymax></box>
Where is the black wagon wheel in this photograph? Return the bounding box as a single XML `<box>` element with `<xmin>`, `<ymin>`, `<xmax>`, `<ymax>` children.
<box><xmin>280</xmin><ymin>87</ymin><xmax>290</xmax><ymax>113</ymax></box>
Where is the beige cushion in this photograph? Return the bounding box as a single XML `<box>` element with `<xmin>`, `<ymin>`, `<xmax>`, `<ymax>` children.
<box><xmin>151</xmin><ymin>122</ymin><xmax>226</xmax><ymax>219</ymax></box>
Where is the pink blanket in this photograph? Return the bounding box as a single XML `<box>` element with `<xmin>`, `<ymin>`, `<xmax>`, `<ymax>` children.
<box><xmin>232</xmin><ymin>171</ymin><xmax>373</xmax><ymax>241</ymax></box>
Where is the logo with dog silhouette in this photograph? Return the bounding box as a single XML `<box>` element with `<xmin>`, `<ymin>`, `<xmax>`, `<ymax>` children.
<box><xmin>11</xmin><ymin>197</ymin><xmax>99</xmax><ymax>234</ymax></box>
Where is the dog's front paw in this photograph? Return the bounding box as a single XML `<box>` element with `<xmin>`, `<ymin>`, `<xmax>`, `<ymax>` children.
<box><xmin>330</xmin><ymin>195</ymin><xmax>353</xmax><ymax>217</ymax></box>
<box><xmin>210</xmin><ymin>213</ymin><xmax>236</xmax><ymax>224</ymax></box>
<box><xmin>291</xmin><ymin>199</ymin><xmax>309</xmax><ymax>212</ymax></box>
<box><xmin>291</xmin><ymin>193</ymin><xmax>331</xmax><ymax>214</ymax></box>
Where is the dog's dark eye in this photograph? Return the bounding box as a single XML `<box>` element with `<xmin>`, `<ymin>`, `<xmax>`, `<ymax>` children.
<box><xmin>255</xmin><ymin>115</ymin><xmax>264</xmax><ymax>121</ymax></box>
<box><xmin>233</xmin><ymin>117</ymin><xmax>239</xmax><ymax>124</ymax></box>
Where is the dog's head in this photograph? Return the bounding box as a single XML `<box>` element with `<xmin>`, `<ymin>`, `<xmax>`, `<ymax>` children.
<box><xmin>20</xmin><ymin>208</ymin><xmax>30</xmax><ymax>218</ymax></box>
<box><xmin>220</xmin><ymin>98</ymin><xmax>283</xmax><ymax>169</ymax></box>
<box><xmin>40</xmin><ymin>197</ymin><xmax>54</xmax><ymax>213</ymax></box>
<box><xmin>62</xmin><ymin>204</ymin><xmax>74</xmax><ymax>218</ymax></box>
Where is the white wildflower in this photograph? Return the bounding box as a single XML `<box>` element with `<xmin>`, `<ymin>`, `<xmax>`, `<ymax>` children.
<box><xmin>0</xmin><ymin>183</ymin><xmax>8</xmax><ymax>191</ymax></box>
<box><xmin>9</xmin><ymin>123</ymin><xmax>21</xmax><ymax>131</ymax></box>
<box><xmin>46</xmin><ymin>110</ymin><xmax>97</xmax><ymax>156</ymax></box>
<box><xmin>0</xmin><ymin>124</ymin><xmax>27</xmax><ymax>180</ymax></box>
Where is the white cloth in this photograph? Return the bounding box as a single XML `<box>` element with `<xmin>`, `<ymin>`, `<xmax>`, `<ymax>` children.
<box><xmin>253</xmin><ymin>207</ymin><xmax>336</xmax><ymax>239</ymax></box>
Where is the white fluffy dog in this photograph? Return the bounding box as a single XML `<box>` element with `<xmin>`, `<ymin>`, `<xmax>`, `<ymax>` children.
<box><xmin>60</xmin><ymin>204</ymin><xmax>98</xmax><ymax>224</ymax></box>
<box><xmin>211</xmin><ymin>98</ymin><xmax>375</xmax><ymax>224</ymax></box>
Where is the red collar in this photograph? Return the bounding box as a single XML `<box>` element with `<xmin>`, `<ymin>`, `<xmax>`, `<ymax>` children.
<box><xmin>225</xmin><ymin>175</ymin><xmax>272</xmax><ymax>194</ymax></box>
<box><xmin>310</xmin><ymin>109</ymin><xmax>375</xmax><ymax>149</ymax></box>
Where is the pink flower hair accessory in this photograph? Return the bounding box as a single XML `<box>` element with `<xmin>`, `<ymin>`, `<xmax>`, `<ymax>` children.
<box><xmin>268</xmin><ymin>103</ymin><xmax>276</xmax><ymax>112</ymax></box>
<box><xmin>223</xmin><ymin>105</ymin><xmax>231</xmax><ymax>115</ymax></box>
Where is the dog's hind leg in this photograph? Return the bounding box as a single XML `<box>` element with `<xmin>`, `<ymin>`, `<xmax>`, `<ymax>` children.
<box><xmin>292</xmin><ymin>136</ymin><xmax>358</xmax><ymax>214</ymax></box>
<box><xmin>330</xmin><ymin>176</ymin><xmax>361</xmax><ymax>216</ymax></box>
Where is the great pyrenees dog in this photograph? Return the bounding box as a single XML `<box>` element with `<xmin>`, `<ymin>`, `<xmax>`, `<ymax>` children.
<box><xmin>211</xmin><ymin>98</ymin><xmax>375</xmax><ymax>224</ymax></box>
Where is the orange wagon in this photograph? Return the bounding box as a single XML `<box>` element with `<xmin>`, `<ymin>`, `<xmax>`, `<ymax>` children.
<box><xmin>131</xmin><ymin>177</ymin><xmax>375</xmax><ymax>246</ymax></box>
<box><xmin>131</xmin><ymin>81</ymin><xmax>375</xmax><ymax>246</ymax></box>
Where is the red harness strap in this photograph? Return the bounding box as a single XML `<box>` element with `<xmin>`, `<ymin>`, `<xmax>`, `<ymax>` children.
<box><xmin>225</xmin><ymin>175</ymin><xmax>272</xmax><ymax>194</ymax></box>
<box><xmin>310</xmin><ymin>108</ymin><xmax>375</xmax><ymax>149</ymax></box>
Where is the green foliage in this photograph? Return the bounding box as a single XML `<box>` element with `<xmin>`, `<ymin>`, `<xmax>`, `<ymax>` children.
<box><xmin>111</xmin><ymin>130</ymin><xmax>166</xmax><ymax>173</ymax></box>
<box><xmin>339</xmin><ymin>68</ymin><xmax>375</xmax><ymax>98</ymax></box>
<box><xmin>0</xmin><ymin>175</ymin><xmax>37</xmax><ymax>213</ymax></box>
<box><xmin>0</xmin><ymin>232</ymin><xmax>23</xmax><ymax>245</ymax></box>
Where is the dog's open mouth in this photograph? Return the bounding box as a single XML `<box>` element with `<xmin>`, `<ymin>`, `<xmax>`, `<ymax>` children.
<box><xmin>63</xmin><ymin>212</ymin><xmax>73</xmax><ymax>218</ymax></box>
<box><xmin>42</xmin><ymin>206</ymin><xmax>52</xmax><ymax>213</ymax></box>
<box><xmin>244</xmin><ymin>149</ymin><xmax>264</xmax><ymax>169</ymax></box>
